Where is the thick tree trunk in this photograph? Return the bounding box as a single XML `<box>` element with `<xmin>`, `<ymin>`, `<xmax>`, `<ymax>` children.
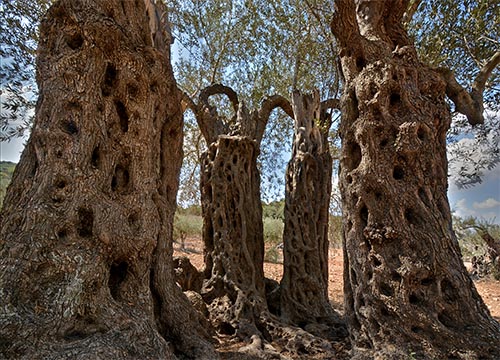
<box><xmin>0</xmin><ymin>1</ymin><xmax>216</xmax><ymax>359</ymax></box>
<box><xmin>332</xmin><ymin>1</ymin><xmax>500</xmax><ymax>358</ymax></box>
<box><xmin>200</xmin><ymin>135</ymin><xmax>267</xmax><ymax>338</ymax></box>
<box><xmin>280</xmin><ymin>91</ymin><xmax>333</xmax><ymax>325</ymax></box>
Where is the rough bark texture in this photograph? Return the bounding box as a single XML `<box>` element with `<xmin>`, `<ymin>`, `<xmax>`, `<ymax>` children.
<box><xmin>193</xmin><ymin>91</ymin><xmax>342</xmax><ymax>356</ymax></box>
<box><xmin>0</xmin><ymin>1</ymin><xmax>216</xmax><ymax>359</ymax></box>
<box><xmin>332</xmin><ymin>0</ymin><xmax>500</xmax><ymax>358</ymax></box>
<box><xmin>280</xmin><ymin>91</ymin><xmax>333</xmax><ymax>325</ymax></box>
<box><xmin>200</xmin><ymin>135</ymin><xmax>266</xmax><ymax>338</ymax></box>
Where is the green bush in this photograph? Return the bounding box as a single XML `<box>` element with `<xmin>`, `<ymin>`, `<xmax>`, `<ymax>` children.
<box><xmin>264</xmin><ymin>247</ymin><xmax>281</xmax><ymax>263</ymax></box>
<box><xmin>174</xmin><ymin>214</ymin><xmax>203</xmax><ymax>241</ymax></box>
<box><xmin>262</xmin><ymin>200</ymin><xmax>285</xmax><ymax>220</ymax></box>
<box><xmin>263</xmin><ymin>217</ymin><xmax>284</xmax><ymax>246</ymax></box>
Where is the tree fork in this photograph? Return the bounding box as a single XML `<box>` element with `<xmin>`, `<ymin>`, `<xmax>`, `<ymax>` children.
<box><xmin>332</xmin><ymin>0</ymin><xmax>500</xmax><ymax>358</ymax></box>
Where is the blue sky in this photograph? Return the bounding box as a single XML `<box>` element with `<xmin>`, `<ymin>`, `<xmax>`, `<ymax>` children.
<box><xmin>2</xmin><ymin>133</ymin><xmax>499</xmax><ymax>223</ymax></box>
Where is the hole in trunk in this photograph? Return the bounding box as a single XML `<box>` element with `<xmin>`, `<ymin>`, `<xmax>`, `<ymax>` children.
<box><xmin>62</xmin><ymin>120</ymin><xmax>79</xmax><ymax>135</ymax></box>
<box><xmin>405</xmin><ymin>208</ymin><xmax>420</xmax><ymax>226</ymax></box>
<box><xmin>417</xmin><ymin>126</ymin><xmax>427</xmax><ymax>141</ymax></box>
<box><xmin>111</xmin><ymin>163</ymin><xmax>130</xmax><ymax>193</ymax></box>
<box><xmin>380</xmin><ymin>306</ymin><xmax>390</xmax><ymax>317</ymax></box>
<box><xmin>66</xmin><ymin>33</ymin><xmax>84</xmax><ymax>50</ymax></box>
<box><xmin>55</xmin><ymin>178</ymin><xmax>67</xmax><ymax>189</ymax></box>
<box><xmin>128</xmin><ymin>212</ymin><xmax>140</xmax><ymax>234</ymax></box>
<box><xmin>57</xmin><ymin>228</ymin><xmax>68</xmax><ymax>240</ymax></box>
<box><xmin>356</xmin><ymin>56</ymin><xmax>366</xmax><ymax>71</ymax></box>
<box><xmin>393</xmin><ymin>166</ymin><xmax>404</xmax><ymax>180</ymax></box>
<box><xmin>114</xmin><ymin>100</ymin><xmax>129</xmax><ymax>132</ymax></box>
<box><xmin>371</xmin><ymin>256</ymin><xmax>382</xmax><ymax>267</ymax></box>
<box><xmin>108</xmin><ymin>262</ymin><xmax>128</xmax><ymax>301</ymax></box>
<box><xmin>409</xmin><ymin>293</ymin><xmax>421</xmax><ymax>305</ymax></box>
<box><xmin>360</xmin><ymin>205</ymin><xmax>368</xmax><ymax>229</ymax></box>
<box><xmin>390</xmin><ymin>92</ymin><xmax>401</xmax><ymax>106</ymax></box>
<box><xmin>102</xmin><ymin>63</ymin><xmax>118</xmax><ymax>96</ymax></box>
<box><xmin>91</xmin><ymin>146</ymin><xmax>100</xmax><ymax>168</ymax></box>
<box><xmin>391</xmin><ymin>272</ymin><xmax>402</xmax><ymax>282</ymax></box>
<box><xmin>380</xmin><ymin>282</ymin><xmax>394</xmax><ymax>297</ymax></box>
<box><xmin>77</xmin><ymin>208</ymin><xmax>94</xmax><ymax>238</ymax></box>
<box><xmin>411</xmin><ymin>326</ymin><xmax>423</xmax><ymax>334</ymax></box>
<box><xmin>345</xmin><ymin>141</ymin><xmax>362</xmax><ymax>171</ymax></box>
<box><xmin>219</xmin><ymin>322</ymin><xmax>236</xmax><ymax>335</ymax></box>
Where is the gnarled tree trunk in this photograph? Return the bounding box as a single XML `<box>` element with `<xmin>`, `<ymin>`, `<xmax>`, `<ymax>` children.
<box><xmin>332</xmin><ymin>0</ymin><xmax>500</xmax><ymax>358</ymax></box>
<box><xmin>280</xmin><ymin>91</ymin><xmax>333</xmax><ymax>325</ymax></box>
<box><xmin>0</xmin><ymin>1</ymin><xmax>216</xmax><ymax>358</ymax></box>
<box><xmin>192</xmin><ymin>90</ymin><xmax>291</xmax><ymax>337</ymax></box>
<box><xmin>200</xmin><ymin>135</ymin><xmax>266</xmax><ymax>338</ymax></box>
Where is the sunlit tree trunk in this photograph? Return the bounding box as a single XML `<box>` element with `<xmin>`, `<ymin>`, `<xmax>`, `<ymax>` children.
<box><xmin>331</xmin><ymin>0</ymin><xmax>500</xmax><ymax>358</ymax></box>
<box><xmin>281</xmin><ymin>91</ymin><xmax>333</xmax><ymax>325</ymax></box>
<box><xmin>0</xmin><ymin>1</ymin><xmax>217</xmax><ymax>358</ymax></box>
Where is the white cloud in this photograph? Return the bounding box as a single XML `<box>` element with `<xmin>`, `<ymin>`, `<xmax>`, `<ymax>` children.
<box><xmin>473</xmin><ymin>198</ymin><xmax>500</xmax><ymax>210</ymax></box>
<box><xmin>453</xmin><ymin>198</ymin><xmax>477</xmax><ymax>219</ymax></box>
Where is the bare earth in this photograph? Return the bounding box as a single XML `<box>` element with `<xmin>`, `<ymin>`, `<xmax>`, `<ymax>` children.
<box><xmin>174</xmin><ymin>236</ymin><xmax>500</xmax><ymax>357</ymax></box>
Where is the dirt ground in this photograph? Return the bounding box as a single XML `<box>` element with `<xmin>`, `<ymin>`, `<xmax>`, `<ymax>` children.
<box><xmin>174</xmin><ymin>236</ymin><xmax>500</xmax><ymax>358</ymax></box>
<box><xmin>174</xmin><ymin>236</ymin><xmax>500</xmax><ymax>320</ymax></box>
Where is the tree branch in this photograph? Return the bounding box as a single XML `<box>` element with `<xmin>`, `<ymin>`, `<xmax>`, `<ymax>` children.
<box><xmin>254</xmin><ymin>95</ymin><xmax>294</xmax><ymax>144</ymax></box>
<box><xmin>402</xmin><ymin>0</ymin><xmax>422</xmax><ymax>25</ymax></box>
<box><xmin>319</xmin><ymin>98</ymin><xmax>340</xmax><ymax>129</ymax></box>
<box><xmin>320</xmin><ymin>98</ymin><xmax>340</xmax><ymax>113</ymax></box>
<box><xmin>198</xmin><ymin>83</ymin><xmax>239</xmax><ymax>114</ymax></box>
<box><xmin>438</xmin><ymin>51</ymin><xmax>500</xmax><ymax>126</ymax></box>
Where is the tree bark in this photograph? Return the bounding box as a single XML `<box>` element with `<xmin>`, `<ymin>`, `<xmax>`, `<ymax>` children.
<box><xmin>0</xmin><ymin>0</ymin><xmax>216</xmax><ymax>358</ymax></box>
<box><xmin>200</xmin><ymin>135</ymin><xmax>266</xmax><ymax>338</ymax></box>
<box><xmin>331</xmin><ymin>0</ymin><xmax>500</xmax><ymax>358</ymax></box>
<box><xmin>280</xmin><ymin>90</ymin><xmax>333</xmax><ymax>325</ymax></box>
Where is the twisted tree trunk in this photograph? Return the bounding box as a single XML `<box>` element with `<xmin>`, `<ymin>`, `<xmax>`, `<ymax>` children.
<box><xmin>191</xmin><ymin>89</ymin><xmax>292</xmax><ymax>337</ymax></box>
<box><xmin>0</xmin><ymin>1</ymin><xmax>216</xmax><ymax>358</ymax></box>
<box><xmin>332</xmin><ymin>0</ymin><xmax>500</xmax><ymax>358</ymax></box>
<box><xmin>200</xmin><ymin>135</ymin><xmax>266</xmax><ymax>338</ymax></box>
<box><xmin>280</xmin><ymin>91</ymin><xmax>333</xmax><ymax>325</ymax></box>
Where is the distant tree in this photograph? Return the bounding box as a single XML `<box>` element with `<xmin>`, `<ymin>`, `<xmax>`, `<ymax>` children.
<box><xmin>454</xmin><ymin>216</ymin><xmax>500</xmax><ymax>278</ymax></box>
<box><xmin>410</xmin><ymin>0</ymin><xmax>500</xmax><ymax>187</ymax></box>
<box><xmin>332</xmin><ymin>0</ymin><xmax>500</xmax><ymax>357</ymax></box>
<box><xmin>0</xmin><ymin>0</ymin><xmax>50</xmax><ymax>140</ymax></box>
<box><xmin>0</xmin><ymin>0</ymin><xmax>217</xmax><ymax>358</ymax></box>
<box><xmin>168</xmin><ymin>0</ymin><xmax>340</xmax><ymax>202</ymax></box>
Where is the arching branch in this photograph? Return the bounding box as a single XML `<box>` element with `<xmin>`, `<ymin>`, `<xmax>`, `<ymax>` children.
<box><xmin>199</xmin><ymin>83</ymin><xmax>239</xmax><ymax>115</ymax></box>
<box><xmin>181</xmin><ymin>91</ymin><xmax>198</xmax><ymax>113</ymax></box>
<box><xmin>320</xmin><ymin>98</ymin><xmax>340</xmax><ymax>129</ymax></box>
<box><xmin>181</xmin><ymin>84</ymin><xmax>240</xmax><ymax>144</ymax></box>
<box><xmin>255</xmin><ymin>95</ymin><xmax>294</xmax><ymax>144</ymax></box>
<box><xmin>438</xmin><ymin>51</ymin><xmax>500</xmax><ymax>126</ymax></box>
<box><xmin>320</xmin><ymin>98</ymin><xmax>340</xmax><ymax>113</ymax></box>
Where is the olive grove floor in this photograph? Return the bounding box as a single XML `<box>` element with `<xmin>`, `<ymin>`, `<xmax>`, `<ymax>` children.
<box><xmin>174</xmin><ymin>236</ymin><xmax>500</xmax><ymax>359</ymax></box>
